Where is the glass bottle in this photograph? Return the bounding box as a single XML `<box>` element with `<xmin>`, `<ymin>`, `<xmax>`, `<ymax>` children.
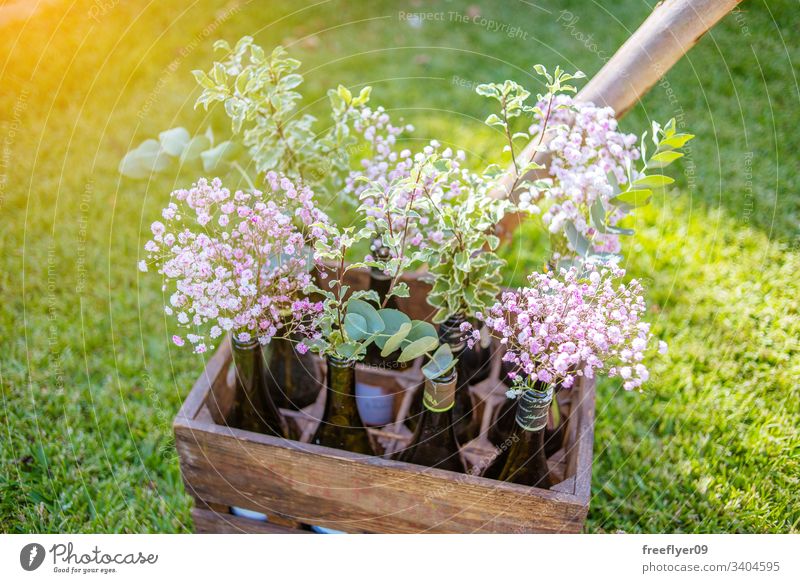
<box><xmin>437</xmin><ymin>314</ymin><xmax>484</xmax><ymax>444</ymax></box>
<box><xmin>489</xmin><ymin>363</ymin><xmax>563</xmax><ymax>457</ymax></box>
<box><xmin>264</xmin><ymin>335</ymin><xmax>321</xmax><ymax>411</ymax></box>
<box><xmin>363</xmin><ymin>245</ymin><xmax>408</xmax><ymax>371</ymax></box>
<box><xmin>487</xmin><ymin>386</ymin><xmax>554</xmax><ymax>488</ymax></box>
<box><xmin>229</xmin><ymin>335</ymin><xmax>287</xmax><ymax>438</ymax></box>
<box><xmin>312</xmin><ymin>356</ymin><xmax>374</xmax><ymax>455</ymax></box>
<box><xmin>397</xmin><ymin>369</ymin><xmax>465</xmax><ymax>473</ymax></box>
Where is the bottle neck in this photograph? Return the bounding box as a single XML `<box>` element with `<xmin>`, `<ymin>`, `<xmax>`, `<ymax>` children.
<box><xmin>369</xmin><ymin>267</ymin><xmax>393</xmax><ymax>305</ymax></box>
<box><xmin>422</xmin><ymin>370</ymin><xmax>457</xmax><ymax>413</ymax></box>
<box><xmin>326</xmin><ymin>356</ymin><xmax>356</xmax><ymax>394</ymax></box>
<box><xmin>438</xmin><ymin>313</ymin><xmax>466</xmax><ymax>355</ymax></box>
<box><xmin>232</xmin><ymin>335</ymin><xmax>259</xmax><ymax>352</ymax></box>
<box><xmin>515</xmin><ymin>386</ymin><xmax>553</xmax><ymax>432</ymax></box>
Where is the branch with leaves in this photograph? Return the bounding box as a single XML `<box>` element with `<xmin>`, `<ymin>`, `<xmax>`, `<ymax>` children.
<box><xmin>120</xmin><ymin>37</ymin><xmax>373</xmax><ymax>196</ymax></box>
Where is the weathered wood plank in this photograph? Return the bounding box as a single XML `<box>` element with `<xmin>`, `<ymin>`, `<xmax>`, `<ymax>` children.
<box><xmin>192</xmin><ymin>508</ymin><xmax>308</xmax><ymax>534</ymax></box>
<box><xmin>175</xmin><ymin>419</ymin><xmax>586</xmax><ymax>534</ymax></box>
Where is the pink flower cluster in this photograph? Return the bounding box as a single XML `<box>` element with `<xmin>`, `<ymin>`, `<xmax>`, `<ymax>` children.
<box><xmin>464</xmin><ymin>263</ymin><xmax>664</xmax><ymax>392</ymax></box>
<box><xmin>525</xmin><ymin>95</ymin><xmax>641</xmax><ymax>255</ymax></box>
<box><xmin>353</xmin><ymin>137</ymin><xmax>471</xmax><ymax>262</ymax></box>
<box><xmin>344</xmin><ymin>105</ymin><xmax>414</xmax><ymax>204</ymax></box>
<box><xmin>139</xmin><ymin>177</ymin><xmax>326</xmax><ymax>352</ymax></box>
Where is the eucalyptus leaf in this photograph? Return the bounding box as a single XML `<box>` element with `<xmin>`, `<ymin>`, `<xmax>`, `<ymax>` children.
<box><xmin>118</xmin><ymin>139</ymin><xmax>170</xmax><ymax>178</ymax></box>
<box><xmin>612</xmin><ymin>189</ymin><xmax>653</xmax><ymax>207</ymax></box>
<box><xmin>422</xmin><ymin>343</ymin><xmax>456</xmax><ymax>380</ymax></box>
<box><xmin>343</xmin><ymin>312</ymin><xmax>369</xmax><ymax>342</ymax></box>
<box><xmin>158</xmin><ymin>127</ymin><xmax>191</xmax><ymax>156</ymax></box>
<box><xmin>590</xmin><ymin>198</ymin><xmax>607</xmax><ymax>233</ymax></box>
<box><xmin>381</xmin><ymin>322</ymin><xmax>413</xmax><ymax>357</ymax></box>
<box><xmin>180</xmin><ymin>135</ymin><xmax>212</xmax><ymax>162</ymax></box>
<box><xmin>564</xmin><ymin>220</ymin><xmax>590</xmax><ymax>257</ymax></box>
<box><xmin>200</xmin><ymin>141</ymin><xmax>236</xmax><ymax>172</ymax></box>
<box><xmin>398</xmin><ymin>335</ymin><xmax>438</xmax><ymax>363</ymax></box>
<box><xmin>346</xmin><ymin>299</ymin><xmax>384</xmax><ymax>335</ymax></box>
<box><xmin>375</xmin><ymin>308</ymin><xmax>411</xmax><ymax>350</ymax></box>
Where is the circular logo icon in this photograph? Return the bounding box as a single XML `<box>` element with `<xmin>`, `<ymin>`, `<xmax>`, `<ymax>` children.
<box><xmin>20</xmin><ymin>543</ymin><xmax>46</xmax><ymax>571</ymax></box>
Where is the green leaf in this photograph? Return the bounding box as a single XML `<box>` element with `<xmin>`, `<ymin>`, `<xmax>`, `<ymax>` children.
<box><xmin>564</xmin><ymin>221</ymin><xmax>590</xmax><ymax>257</ymax></box>
<box><xmin>606</xmin><ymin>225</ymin><xmax>635</xmax><ymax>236</ymax></box>
<box><xmin>200</xmin><ymin>141</ymin><xmax>236</xmax><ymax>173</ymax></box>
<box><xmin>389</xmin><ymin>282</ymin><xmax>410</xmax><ymax>299</ymax></box>
<box><xmin>346</xmin><ymin>299</ymin><xmax>384</xmax><ymax>335</ymax></box>
<box><xmin>398</xmin><ymin>336</ymin><xmax>438</xmax><ymax>363</ymax></box>
<box><xmin>422</xmin><ymin>344</ymin><xmax>456</xmax><ymax>380</ymax></box>
<box><xmin>659</xmin><ymin>133</ymin><xmax>694</xmax><ymax>150</ymax></box>
<box><xmin>337</xmin><ymin>342</ymin><xmax>362</xmax><ymax>360</ymax></box>
<box><xmin>484</xmin><ymin>114</ymin><xmax>503</xmax><ymax>127</ymax></box>
<box><xmin>192</xmin><ymin>70</ymin><xmax>215</xmax><ymax>90</ymax></box>
<box><xmin>612</xmin><ymin>189</ymin><xmax>653</xmax><ymax>208</ymax></box>
<box><xmin>158</xmin><ymin>127</ymin><xmax>190</xmax><ymax>156</ymax></box>
<box><xmin>647</xmin><ymin>150</ymin><xmax>684</xmax><ymax>168</ymax></box>
<box><xmin>343</xmin><ymin>312</ymin><xmax>369</xmax><ymax>342</ymax></box>
<box><xmin>631</xmin><ymin>175</ymin><xmax>674</xmax><ymax>189</ymax></box>
<box><xmin>281</xmin><ymin>73</ymin><xmax>303</xmax><ymax>90</ymax></box>
<box><xmin>406</xmin><ymin>320</ymin><xmax>437</xmax><ymax>343</ymax></box>
<box><xmin>180</xmin><ymin>135</ymin><xmax>212</xmax><ymax>162</ymax></box>
<box><xmin>454</xmin><ymin>250</ymin><xmax>470</xmax><ymax>272</ymax></box>
<box><xmin>486</xmin><ymin>234</ymin><xmax>500</xmax><ymax>250</ymax></box>
<box><xmin>381</xmin><ymin>322</ymin><xmax>413</xmax><ymax>357</ymax></box>
<box><xmin>375</xmin><ymin>309</ymin><xmax>411</xmax><ymax>350</ymax></box>
<box><xmin>118</xmin><ymin>139</ymin><xmax>169</xmax><ymax>178</ymax></box>
<box><xmin>336</xmin><ymin>84</ymin><xmax>352</xmax><ymax>104</ymax></box>
<box><xmin>590</xmin><ymin>198</ymin><xmax>606</xmax><ymax>233</ymax></box>
<box><xmin>432</xmin><ymin>308</ymin><xmax>450</xmax><ymax>324</ymax></box>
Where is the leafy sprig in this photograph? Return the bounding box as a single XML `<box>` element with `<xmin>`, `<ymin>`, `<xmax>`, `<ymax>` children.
<box><xmin>120</xmin><ymin>37</ymin><xmax>371</xmax><ymax>195</ymax></box>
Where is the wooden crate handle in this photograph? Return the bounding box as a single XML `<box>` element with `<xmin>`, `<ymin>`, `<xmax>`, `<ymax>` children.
<box><xmin>492</xmin><ymin>0</ymin><xmax>743</xmax><ymax>234</ymax></box>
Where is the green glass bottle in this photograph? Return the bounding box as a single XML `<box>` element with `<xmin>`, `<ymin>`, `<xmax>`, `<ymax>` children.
<box><xmin>437</xmin><ymin>314</ymin><xmax>482</xmax><ymax>444</ymax></box>
<box><xmin>397</xmin><ymin>369</ymin><xmax>466</xmax><ymax>473</ymax></box>
<box><xmin>264</xmin><ymin>335</ymin><xmax>322</xmax><ymax>411</ymax></box>
<box><xmin>230</xmin><ymin>335</ymin><xmax>287</xmax><ymax>438</ymax></box>
<box><xmin>487</xmin><ymin>386</ymin><xmax>554</xmax><ymax>487</ymax></box>
<box><xmin>363</xmin><ymin>245</ymin><xmax>409</xmax><ymax>371</ymax></box>
<box><xmin>489</xmin><ymin>363</ymin><xmax>563</xmax><ymax>458</ymax></box>
<box><xmin>312</xmin><ymin>356</ymin><xmax>375</xmax><ymax>455</ymax></box>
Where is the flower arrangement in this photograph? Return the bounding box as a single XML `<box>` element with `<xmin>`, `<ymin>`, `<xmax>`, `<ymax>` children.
<box><xmin>300</xmin><ymin>219</ymin><xmax>455</xmax><ymax>380</ymax></box>
<box><xmin>139</xmin><ymin>175</ymin><xmax>326</xmax><ymax>352</ymax></box>
<box><xmin>131</xmin><ymin>36</ymin><xmax>693</xmax><ymax>474</ymax></box>
<box><xmin>464</xmin><ymin>263</ymin><xmax>666</xmax><ymax>394</ymax></box>
<box><xmin>478</xmin><ymin>66</ymin><xmax>693</xmax><ymax>265</ymax></box>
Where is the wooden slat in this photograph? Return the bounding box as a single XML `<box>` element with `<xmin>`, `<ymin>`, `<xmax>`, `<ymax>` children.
<box><xmin>570</xmin><ymin>376</ymin><xmax>597</xmax><ymax>501</ymax></box>
<box><xmin>192</xmin><ymin>508</ymin><xmax>307</xmax><ymax>534</ymax></box>
<box><xmin>175</xmin><ymin>418</ymin><xmax>586</xmax><ymax>534</ymax></box>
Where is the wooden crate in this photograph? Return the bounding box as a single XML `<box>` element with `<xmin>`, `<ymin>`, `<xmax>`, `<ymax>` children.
<box><xmin>173</xmin><ymin>270</ymin><xmax>596</xmax><ymax>533</ymax></box>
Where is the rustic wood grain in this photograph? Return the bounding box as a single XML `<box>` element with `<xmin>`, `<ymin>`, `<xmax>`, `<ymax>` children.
<box><xmin>174</xmin><ymin>272</ymin><xmax>595</xmax><ymax>533</ymax></box>
<box><xmin>192</xmin><ymin>508</ymin><xmax>308</xmax><ymax>534</ymax></box>
<box><xmin>175</xmin><ymin>418</ymin><xmax>587</xmax><ymax>533</ymax></box>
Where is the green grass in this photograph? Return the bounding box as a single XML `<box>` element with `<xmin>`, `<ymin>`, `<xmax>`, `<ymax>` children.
<box><xmin>1</xmin><ymin>0</ymin><xmax>798</xmax><ymax>533</ymax></box>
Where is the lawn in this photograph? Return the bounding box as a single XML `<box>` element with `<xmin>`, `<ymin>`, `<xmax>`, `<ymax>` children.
<box><xmin>0</xmin><ymin>0</ymin><xmax>797</xmax><ymax>533</ymax></box>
